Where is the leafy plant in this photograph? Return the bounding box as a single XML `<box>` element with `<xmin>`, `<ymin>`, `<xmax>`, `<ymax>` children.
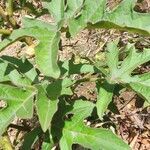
<box><xmin>0</xmin><ymin>0</ymin><xmax>150</xmax><ymax>149</ymax></box>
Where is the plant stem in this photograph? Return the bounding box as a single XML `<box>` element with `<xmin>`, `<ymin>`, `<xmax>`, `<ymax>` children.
<box><xmin>7</xmin><ymin>0</ymin><xmax>13</xmax><ymax>17</ymax></box>
<box><xmin>0</xmin><ymin>6</ymin><xmax>7</xmax><ymax>21</ymax></box>
<box><xmin>0</xmin><ymin>29</ymin><xmax>11</xmax><ymax>35</ymax></box>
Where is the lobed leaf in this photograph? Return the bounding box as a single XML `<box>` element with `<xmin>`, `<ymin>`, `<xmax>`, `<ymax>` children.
<box><xmin>65</xmin><ymin>0</ymin><xmax>84</xmax><ymax>19</ymax></box>
<box><xmin>130</xmin><ymin>73</ymin><xmax>150</xmax><ymax>103</ymax></box>
<box><xmin>0</xmin><ymin>27</ymin><xmax>61</xmax><ymax>78</ymax></box>
<box><xmin>68</xmin><ymin>0</ymin><xmax>106</xmax><ymax>36</ymax></box>
<box><xmin>68</xmin><ymin>0</ymin><xmax>150</xmax><ymax>36</ymax></box>
<box><xmin>43</xmin><ymin>0</ymin><xmax>65</xmax><ymax>24</ymax></box>
<box><xmin>36</xmin><ymin>78</ymin><xmax>73</xmax><ymax>132</ymax></box>
<box><xmin>106</xmin><ymin>42</ymin><xmax>150</xmax><ymax>84</ymax></box>
<box><xmin>22</xmin><ymin>17</ymin><xmax>57</xmax><ymax>31</ymax></box>
<box><xmin>0</xmin><ymin>84</ymin><xmax>36</xmax><ymax>135</ymax></box>
<box><xmin>106</xmin><ymin>40</ymin><xmax>119</xmax><ymax>74</ymax></box>
<box><xmin>102</xmin><ymin>0</ymin><xmax>150</xmax><ymax>34</ymax></box>
<box><xmin>61</xmin><ymin>59</ymin><xmax>100</xmax><ymax>76</ymax></box>
<box><xmin>1</xmin><ymin>56</ymin><xmax>38</xmax><ymax>83</ymax></box>
<box><xmin>0</xmin><ymin>58</ymin><xmax>33</xmax><ymax>87</ymax></box>
<box><xmin>106</xmin><ymin>41</ymin><xmax>150</xmax><ymax>102</ymax></box>
<box><xmin>46</xmin><ymin>78</ymin><xmax>73</xmax><ymax>99</ymax></box>
<box><xmin>22</xmin><ymin>127</ymin><xmax>43</xmax><ymax>150</ymax></box>
<box><xmin>59</xmin><ymin>100</ymin><xmax>130</xmax><ymax>150</ymax></box>
<box><xmin>36</xmin><ymin>86</ymin><xmax>58</xmax><ymax>132</ymax></box>
<box><xmin>96</xmin><ymin>81</ymin><xmax>115</xmax><ymax>119</ymax></box>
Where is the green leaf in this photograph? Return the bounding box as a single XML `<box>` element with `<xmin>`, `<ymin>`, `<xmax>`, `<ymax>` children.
<box><xmin>43</xmin><ymin>0</ymin><xmax>64</xmax><ymax>24</ymax></box>
<box><xmin>0</xmin><ymin>84</ymin><xmax>36</xmax><ymax>135</ymax></box>
<box><xmin>36</xmin><ymin>78</ymin><xmax>72</xmax><ymax>132</ymax></box>
<box><xmin>68</xmin><ymin>0</ymin><xmax>150</xmax><ymax>36</ymax></box>
<box><xmin>106</xmin><ymin>41</ymin><xmax>150</xmax><ymax>102</ymax></box>
<box><xmin>106</xmin><ymin>40</ymin><xmax>119</xmax><ymax>74</ymax></box>
<box><xmin>36</xmin><ymin>86</ymin><xmax>58</xmax><ymax>132</ymax></box>
<box><xmin>0</xmin><ymin>58</ymin><xmax>32</xmax><ymax>87</ymax></box>
<box><xmin>41</xmin><ymin>130</ymin><xmax>54</xmax><ymax>150</ymax></box>
<box><xmin>71</xmin><ymin>100</ymin><xmax>95</xmax><ymax>118</ymax></box>
<box><xmin>22</xmin><ymin>17</ymin><xmax>57</xmax><ymax>31</ymax></box>
<box><xmin>61</xmin><ymin>59</ymin><xmax>100</xmax><ymax>76</ymax></box>
<box><xmin>22</xmin><ymin>127</ymin><xmax>43</xmax><ymax>150</ymax></box>
<box><xmin>65</xmin><ymin>0</ymin><xmax>84</xmax><ymax>19</ymax></box>
<box><xmin>60</xmin><ymin>100</ymin><xmax>130</xmax><ymax>150</ymax></box>
<box><xmin>69</xmin><ymin>0</ymin><xmax>106</xmax><ymax>36</ymax></box>
<box><xmin>102</xmin><ymin>0</ymin><xmax>150</xmax><ymax>35</ymax></box>
<box><xmin>1</xmin><ymin>56</ymin><xmax>38</xmax><ymax>83</ymax></box>
<box><xmin>42</xmin><ymin>139</ymin><xmax>54</xmax><ymax>150</ymax></box>
<box><xmin>106</xmin><ymin>42</ymin><xmax>150</xmax><ymax>84</ymax></box>
<box><xmin>130</xmin><ymin>73</ymin><xmax>150</xmax><ymax>103</ymax></box>
<box><xmin>119</xmin><ymin>49</ymin><xmax>150</xmax><ymax>78</ymax></box>
<box><xmin>0</xmin><ymin>27</ymin><xmax>61</xmax><ymax>78</ymax></box>
<box><xmin>42</xmin><ymin>141</ymin><xmax>53</xmax><ymax>150</ymax></box>
<box><xmin>0</xmin><ymin>39</ymin><xmax>12</xmax><ymax>51</ymax></box>
<box><xmin>46</xmin><ymin>78</ymin><xmax>73</xmax><ymax>98</ymax></box>
<box><xmin>96</xmin><ymin>81</ymin><xmax>115</xmax><ymax>119</ymax></box>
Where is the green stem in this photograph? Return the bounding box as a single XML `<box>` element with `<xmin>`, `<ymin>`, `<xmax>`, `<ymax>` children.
<box><xmin>0</xmin><ymin>29</ymin><xmax>11</xmax><ymax>35</ymax></box>
<box><xmin>7</xmin><ymin>0</ymin><xmax>13</xmax><ymax>16</ymax></box>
